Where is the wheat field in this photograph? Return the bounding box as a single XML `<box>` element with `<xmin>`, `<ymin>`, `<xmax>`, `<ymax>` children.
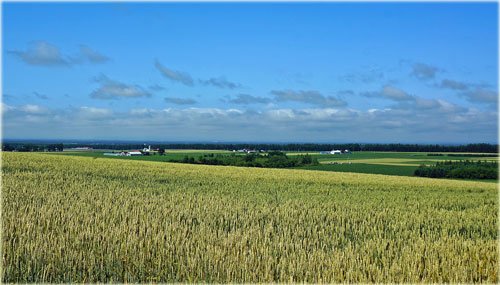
<box><xmin>2</xmin><ymin>152</ymin><xmax>498</xmax><ymax>283</ymax></box>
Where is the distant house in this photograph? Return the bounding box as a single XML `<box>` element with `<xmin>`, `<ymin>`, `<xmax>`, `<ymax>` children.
<box><xmin>104</xmin><ymin>151</ymin><xmax>142</xmax><ymax>156</ymax></box>
<box><xmin>237</xmin><ymin>148</ymin><xmax>257</xmax><ymax>153</ymax></box>
<box><xmin>330</xmin><ymin>150</ymin><xmax>342</xmax><ymax>155</ymax></box>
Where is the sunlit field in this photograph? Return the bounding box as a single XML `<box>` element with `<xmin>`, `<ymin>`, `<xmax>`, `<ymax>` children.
<box><xmin>58</xmin><ymin>150</ymin><xmax>498</xmax><ymax>179</ymax></box>
<box><xmin>2</xmin><ymin>153</ymin><xmax>497</xmax><ymax>283</ymax></box>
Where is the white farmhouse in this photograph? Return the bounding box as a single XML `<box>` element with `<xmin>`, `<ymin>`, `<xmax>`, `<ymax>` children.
<box><xmin>330</xmin><ymin>150</ymin><xmax>342</xmax><ymax>154</ymax></box>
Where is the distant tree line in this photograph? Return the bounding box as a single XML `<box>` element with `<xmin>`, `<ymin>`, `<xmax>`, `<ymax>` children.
<box><xmin>447</xmin><ymin>153</ymin><xmax>498</xmax><ymax>157</ymax></box>
<box><xmin>2</xmin><ymin>143</ymin><xmax>64</xmax><ymax>152</ymax></box>
<box><xmin>427</xmin><ymin>153</ymin><xmax>498</xmax><ymax>157</ymax></box>
<box><xmin>414</xmin><ymin>160</ymin><xmax>498</xmax><ymax>180</ymax></box>
<box><xmin>86</xmin><ymin>143</ymin><xmax>498</xmax><ymax>153</ymax></box>
<box><xmin>107</xmin><ymin>143</ymin><xmax>498</xmax><ymax>153</ymax></box>
<box><xmin>171</xmin><ymin>151</ymin><xmax>318</xmax><ymax>168</ymax></box>
<box><xmin>2</xmin><ymin>142</ymin><xmax>498</xmax><ymax>153</ymax></box>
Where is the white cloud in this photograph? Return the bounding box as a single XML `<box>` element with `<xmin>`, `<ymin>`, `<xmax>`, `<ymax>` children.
<box><xmin>19</xmin><ymin>104</ymin><xmax>47</xmax><ymax>114</ymax></box>
<box><xmin>271</xmin><ymin>90</ymin><xmax>346</xmax><ymax>107</ymax></box>
<box><xmin>90</xmin><ymin>75</ymin><xmax>151</xmax><ymax>100</ymax></box>
<box><xmin>438</xmin><ymin>79</ymin><xmax>468</xmax><ymax>91</ymax></box>
<box><xmin>381</xmin><ymin>85</ymin><xmax>414</xmax><ymax>101</ymax></box>
<box><xmin>200</xmin><ymin>77</ymin><xmax>241</xmax><ymax>89</ymax></box>
<box><xmin>79</xmin><ymin>106</ymin><xmax>112</xmax><ymax>115</ymax></box>
<box><xmin>265</xmin><ymin>109</ymin><xmax>296</xmax><ymax>121</ymax></box>
<box><xmin>130</xmin><ymin>108</ymin><xmax>155</xmax><ymax>116</ymax></box>
<box><xmin>164</xmin><ymin>97</ymin><xmax>197</xmax><ymax>105</ymax></box>
<box><xmin>1</xmin><ymin>103</ymin><xmax>15</xmax><ymax>114</ymax></box>
<box><xmin>360</xmin><ymin>85</ymin><xmax>414</xmax><ymax>102</ymax></box>
<box><xmin>2</xmin><ymin>104</ymin><xmax>497</xmax><ymax>143</ymax></box>
<box><xmin>226</xmin><ymin>94</ymin><xmax>271</xmax><ymax>105</ymax></box>
<box><xmin>411</xmin><ymin>63</ymin><xmax>440</xmax><ymax>80</ymax></box>
<box><xmin>8</xmin><ymin>41</ymin><xmax>110</xmax><ymax>67</ymax></box>
<box><xmin>461</xmin><ymin>88</ymin><xmax>498</xmax><ymax>104</ymax></box>
<box><xmin>78</xmin><ymin>45</ymin><xmax>110</xmax><ymax>63</ymax></box>
<box><xmin>154</xmin><ymin>60</ymin><xmax>194</xmax><ymax>86</ymax></box>
<box><xmin>8</xmin><ymin>41</ymin><xmax>68</xmax><ymax>66</ymax></box>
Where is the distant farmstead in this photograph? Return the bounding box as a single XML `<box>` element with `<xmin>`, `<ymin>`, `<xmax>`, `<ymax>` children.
<box><xmin>103</xmin><ymin>151</ymin><xmax>143</xmax><ymax>156</ymax></box>
<box><xmin>102</xmin><ymin>144</ymin><xmax>154</xmax><ymax>157</ymax></box>
<box><xmin>235</xmin><ymin>148</ymin><xmax>258</xmax><ymax>153</ymax></box>
<box><xmin>320</xmin><ymin>149</ymin><xmax>351</xmax><ymax>155</ymax></box>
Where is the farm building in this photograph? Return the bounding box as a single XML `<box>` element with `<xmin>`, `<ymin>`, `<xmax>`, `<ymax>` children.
<box><xmin>103</xmin><ymin>151</ymin><xmax>143</xmax><ymax>156</ymax></box>
<box><xmin>320</xmin><ymin>150</ymin><xmax>344</xmax><ymax>155</ymax></box>
<box><xmin>236</xmin><ymin>148</ymin><xmax>257</xmax><ymax>153</ymax></box>
<box><xmin>72</xmin><ymin>147</ymin><xmax>93</xmax><ymax>150</ymax></box>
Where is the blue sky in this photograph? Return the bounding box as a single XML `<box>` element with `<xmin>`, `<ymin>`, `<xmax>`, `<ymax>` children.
<box><xmin>2</xmin><ymin>2</ymin><xmax>498</xmax><ymax>143</ymax></box>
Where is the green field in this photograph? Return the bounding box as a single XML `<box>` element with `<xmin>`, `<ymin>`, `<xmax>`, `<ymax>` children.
<box><xmin>298</xmin><ymin>163</ymin><xmax>417</xmax><ymax>176</ymax></box>
<box><xmin>2</xmin><ymin>153</ymin><xmax>497</xmax><ymax>283</ymax></box>
<box><xmin>59</xmin><ymin>149</ymin><xmax>233</xmax><ymax>162</ymax></box>
<box><xmin>296</xmin><ymin>151</ymin><xmax>498</xmax><ymax>164</ymax></box>
<box><xmin>57</xmin><ymin>150</ymin><xmax>498</xmax><ymax>180</ymax></box>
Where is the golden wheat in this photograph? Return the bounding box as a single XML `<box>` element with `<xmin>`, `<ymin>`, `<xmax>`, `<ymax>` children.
<box><xmin>2</xmin><ymin>152</ymin><xmax>498</xmax><ymax>282</ymax></box>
